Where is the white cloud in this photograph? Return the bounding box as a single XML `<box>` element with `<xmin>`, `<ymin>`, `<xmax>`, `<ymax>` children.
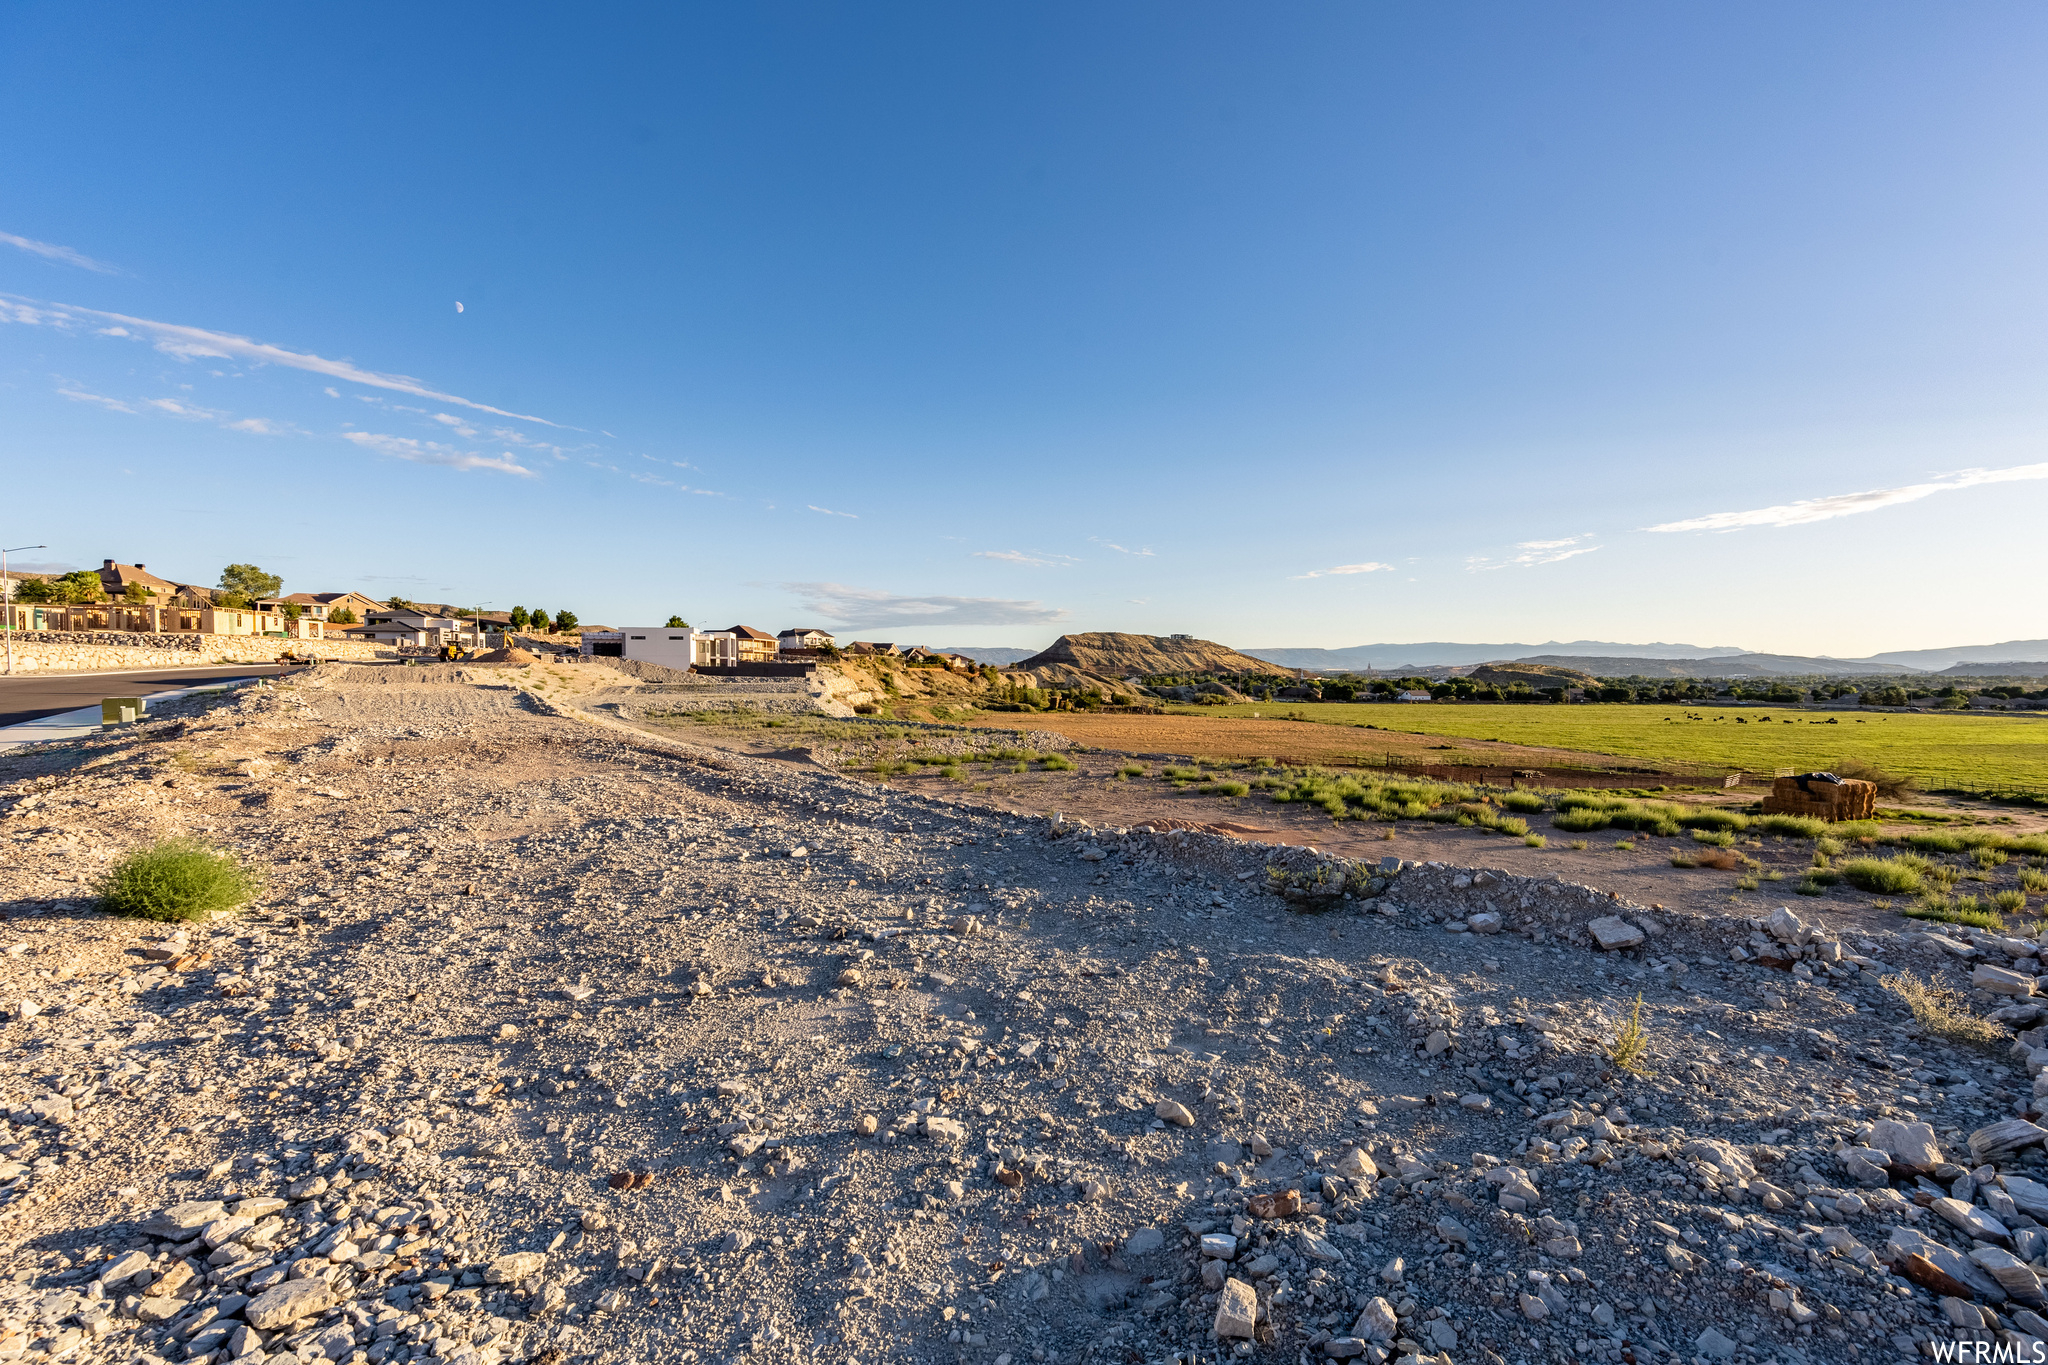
<box><xmin>146</xmin><ymin>397</ymin><xmax>224</xmax><ymax>420</ymax></box>
<box><xmin>225</xmin><ymin>417</ymin><xmax>287</xmax><ymax>435</ymax></box>
<box><xmin>432</xmin><ymin>413</ymin><xmax>479</xmax><ymax>438</ymax></box>
<box><xmin>1089</xmin><ymin>538</ymin><xmax>1155</xmax><ymax>556</ymax></box>
<box><xmin>1641</xmin><ymin>462</ymin><xmax>2048</xmax><ymax>533</ymax></box>
<box><xmin>1467</xmin><ymin>535</ymin><xmax>1602</xmax><ymax>570</ymax></box>
<box><xmin>975</xmin><ymin>550</ymin><xmax>1076</xmax><ymax>567</ymax></box>
<box><xmin>57</xmin><ymin>387</ymin><xmax>136</xmax><ymax>413</ymax></box>
<box><xmin>0</xmin><ymin>292</ymin><xmax>563</xmax><ymax>426</ymax></box>
<box><xmin>97</xmin><ymin>326</ymin><xmax>130</xmax><ymax>337</ymax></box>
<box><xmin>808</xmin><ymin>504</ymin><xmax>858</xmax><ymax>519</ymax></box>
<box><xmin>341</xmin><ymin>431</ymin><xmax>535</xmax><ymax>477</ymax></box>
<box><xmin>781</xmin><ymin>581</ymin><xmax>1068</xmax><ymax>630</ymax></box>
<box><xmin>1291</xmin><ymin>562</ymin><xmax>1395</xmax><ymax>579</ymax></box>
<box><xmin>323</xmin><ymin>386</ymin><xmax>341</xmax><ymax>397</ymax></box>
<box><xmin>0</xmin><ymin>231</ymin><xmax>118</xmax><ymax>274</ymax></box>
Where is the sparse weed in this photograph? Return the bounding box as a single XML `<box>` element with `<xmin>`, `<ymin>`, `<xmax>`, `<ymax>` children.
<box><xmin>1881</xmin><ymin>971</ymin><xmax>2005</xmax><ymax>1051</ymax></box>
<box><xmin>1499</xmin><ymin>791</ymin><xmax>1547</xmax><ymax>813</ymax></box>
<box><xmin>1609</xmin><ymin>993</ymin><xmax>1652</xmax><ymax>1075</ymax></box>
<box><xmin>1614</xmin><ymin>840</ymin><xmax>1636</xmax><ymax>852</ymax></box>
<box><xmin>1691</xmin><ymin>830</ymin><xmax>1736</xmax><ymax>848</ymax></box>
<box><xmin>1203</xmin><ymin>781</ymin><xmax>1251</xmax><ymax>798</ymax></box>
<box><xmin>2021</xmin><ymin>867</ymin><xmax>2048</xmax><ymax>894</ymax></box>
<box><xmin>1735</xmin><ymin>875</ymin><xmax>1759</xmax><ymax>891</ymax></box>
<box><xmin>1568</xmin><ymin>840</ymin><xmax>1588</xmax><ymax>851</ymax></box>
<box><xmin>1670</xmin><ymin>853</ymin><xmax>1697</xmax><ymax>868</ymax></box>
<box><xmin>1754</xmin><ymin>814</ymin><xmax>1828</xmax><ymax>840</ymax></box>
<box><xmin>1993</xmin><ymin>889</ymin><xmax>2027</xmax><ymax>916</ymax></box>
<box><xmin>1975</xmin><ymin>846</ymin><xmax>2010</xmax><ymax>869</ymax></box>
<box><xmin>1040</xmin><ymin>754</ymin><xmax>1076</xmax><ymax>772</ymax></box>
<box><xmin>1116</xmin><ymin>764</ymin><xmax>1147</xmax><ymax>780</ymax></box>
<box><xmin>1908</xmin><ymin>894</ymin><xmax>2003</xmax><ymax>931</ymax></box>
<box><xmin>1524</xmin><ymin>834</ymin><xmax>1546</xmax><ymax>848</ymax></box>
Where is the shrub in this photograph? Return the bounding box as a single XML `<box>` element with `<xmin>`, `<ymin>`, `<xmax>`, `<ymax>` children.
<box><xmin>1974</xmin><ymin>846</ymin><xmax>2010</xmax><ymax>869</ymax></box>
<box><xmin>1691</xmin><ymin>830</ymin><xmax>1736</xmax><ymax>848</ymax></box>
<box><xmin>1552</xmin><ymin>809</ymin><xmax>1610</xmax><ymax>833</ymax></box>
<box><xmin>1494</xmin><ymin>816</ymin><xmax>1530</xmax><ymax>837</ymax></box>
<box><xmin>1993</xmin><ymin>889</ymin><xmax>2027</xmax><ymax>915</ymax></box>
<box><xmin>1840</xmin><ymin>857</ymin><xmax>1924</xmax><ymax>895</ymax></box>
<box><xmin>1698</xmin><ymin>849</ymin><xmax>1741</xmax><ymax>870</ymax></box>
<box><xmin>1524</xmin><ymin>833</ymin><xmax>1546</xmax><ymax>848</ymax></box>
<box><xmin>96</xmin><ymin>839</ymin><xmax>259</xmax><ymax>922</ymax></box>
<box><xmin>1567</xmin><ymin>840</ymin><xmax>1588</xmax><ymax>851</ymax></box>
<box><xmin>1499</xmin><ymin>791</ymin><xmax>1547</xmax><ymax>813</ymax></box>
<box><xmin>1040</xmin><ymin>755</ymin><xmax>1076</xmax><ymax>772</ymax></box>
<box><xmin>1204</xmin><ymin>781</ymin><xmax>1251</xmax><ymax>798</ymax></box>
<box><xmin>1614</xmin><ymin>840</ymin><xmax>1636</xmax><ymax>852</ymax></box>
<box><xmin>1735</xmin><ymin>874</ymin><xmax>1759</xmax><ymax>891</ymax></box>
<box><xmin>1909</xmin><ymin>894</ymin><xmax>2002</xmax><ymax>931</ymax></box>
<box><xmin>1755</xmin><ymin>814</ymin><xmax>1828</xmax><ymax>839</ymax></box>
<box><xmin>1793</xmin><ymin>878</ymin><xmax>1826</xmax><ymax>896</ymax></box>
<box><xmin>1116</xmin><ymin>764</ymin><xmax>1146</xmax><ymax>779</ymax></box>
<box><xmin>2021</xmin><ymin>868</ymin><xmax>2048</xmax><ymax>894</ymax></box>
<box><xmin>1881</xmin><ymin>970</ymin><xmax>2005</xmax><ymax>1051</ymax></box>
<box><xmin>1906</xmin><ymin>831</ymin><xmax>1967</xmax><ymax>854</ymax></box>
<box><xmin>1676</xmin><ymin>808</ymin><xmax>1749</xmax><ymax>833</ymax></box>
<box><xmin>1670</xmin><ymin>853</ymin><xmax>1697</xmax><ymax>868</ymax></box>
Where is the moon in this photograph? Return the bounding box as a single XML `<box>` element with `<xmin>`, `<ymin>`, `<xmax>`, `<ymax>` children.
<box><xmin>455</xmin><ymin>301</ymin><xmax>464</xmax><ymax>313</ymax></box>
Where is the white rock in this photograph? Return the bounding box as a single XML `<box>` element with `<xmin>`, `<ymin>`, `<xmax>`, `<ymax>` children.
<box><xmin>1587</xmin><ymin>916</ymin><xmax>1644</xmax><ymax>951</ymax></box>
<box><xmin>1213</xmin><ymin>1278</ymin><xmax>1257</xmax><ymax>1339</ymax></box>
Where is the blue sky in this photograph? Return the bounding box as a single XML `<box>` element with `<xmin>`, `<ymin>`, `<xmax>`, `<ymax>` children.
<box><xmin>3</xmin><ymin>2</ymin><xmax>2044</xmax><ymax>656</ymax></box>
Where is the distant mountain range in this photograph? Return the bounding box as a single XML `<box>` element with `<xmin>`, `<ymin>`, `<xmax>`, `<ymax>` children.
<box><xmin>947</xmin><ymin>637</ymin><xmax>2048</xmax><ymax>675</ymax></box>
<box><xmin>1242</xmin><ymin>640</ymin><xmax>1747</xmax><ymax>670</ymax></box>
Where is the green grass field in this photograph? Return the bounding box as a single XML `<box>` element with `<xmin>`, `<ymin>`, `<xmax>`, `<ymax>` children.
<box><xmin>1172</xmin><ymin>702</ymin><xmax>2048</xmax><ymax>800</ymax></box>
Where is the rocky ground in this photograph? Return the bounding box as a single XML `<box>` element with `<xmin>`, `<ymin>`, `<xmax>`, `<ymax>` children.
<box><xmin>2</xmin><ymin>664</ymin><xmax>2047</xmax><ymax>1365</ymax></box>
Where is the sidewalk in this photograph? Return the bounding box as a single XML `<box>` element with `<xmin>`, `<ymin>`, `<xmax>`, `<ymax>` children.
<box><xmin>0</xmin><ymin>679</ymin><xmax>256</xmax><ymax>751</ymax></box>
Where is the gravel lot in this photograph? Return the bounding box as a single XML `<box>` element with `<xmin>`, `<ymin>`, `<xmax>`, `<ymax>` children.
<box><xmin>0</xmin><ymin>664</ymin><xmax>2044</xmax><ymax>1365</ymax></box>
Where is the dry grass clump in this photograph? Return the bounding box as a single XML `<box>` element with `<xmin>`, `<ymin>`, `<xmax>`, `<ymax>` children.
<box><xmin>1841</xmin><ymin>856</ymin><xmax>1925</xmax><ymax>895</ymax></box>
<box><xmin>96</xmin><ymin>839</ymin><xmax>259</xmax><ymax>922</ymax></box>
<box><xmin>1882</xmin><ymin>971</ymin><xmax>2005</xmax><ymax>1051</ymax></box>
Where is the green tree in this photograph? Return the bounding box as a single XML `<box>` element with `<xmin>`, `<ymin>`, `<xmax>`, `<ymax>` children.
<box><xmin>14</xmin><ymin>577</ymin><xmax>55</xmax><ymax>603</ymax></box>
<box><xmin>219</xmin><ymin>563</ymin><xmax>282</xmax><ymax>601</ymax></box>
<box><xmin>664</xmin><ymin>615</ymin><xmax>690</xmax><ymax>629</ymax></box>
<box><xmin>531</xmin><ymin>609</ymin><xmax>552</xmax><ymax>632</ymax></box>
<box><xmin>508</xmin><ymin>606</ymin><xmax>530</xmax><ymax>630</ymax></box>
<box><xmin>554</xmin><ymin>609</ymin><xmax>580</xmax><ymax>631</ymax></box>
<box><xmin>122</xmin><ymin>581</ymin><xmax>154</xmax><ymax>604</ymax></box>
<box><xmin>386</xmin><ymin>596</ymin><xmax>416</xmax><ymax>611</ymax></box>
<box><xmin>54</xmin><ymin>570</ymin><xmax>106</xmax><ymax>604</ymax></box>
<box><xmin>279</xmin><ymin>603</ymin><xmax>302</xmax><ymax>622</ymax></box>
<box><xmin>327</xmin><ymin>606</ymin><xmax>357</xmax><ymax>625</ymax></box>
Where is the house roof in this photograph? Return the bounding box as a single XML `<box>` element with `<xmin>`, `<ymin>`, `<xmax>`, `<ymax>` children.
<box><xmin>778</xmin><ymin>627</ymin><xmax>834</xmax><ymax>638</ymax></box>
<box><xmin>278</xmin><ymin>593</ymin><xmax>327</xmax><ymax>605</ymax></box>
<box><xmin>97</xmin><ymin>561</ymin><xmax>186</xmax><ymax>597</ymax></box>
<box><xmin>721</xmin><ymin>624</ymin><xmax>778</xmax><ymax>642</ymax></box>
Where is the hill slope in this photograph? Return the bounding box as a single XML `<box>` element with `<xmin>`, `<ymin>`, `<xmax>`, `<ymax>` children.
<box><xmin>1857</xmin><ymin>640</ymin><xmax>2048</xmax><ymax>670</ymax></box>
<box><xmin>1241</xmin><ymin>640</ymin><xmax>1748</xmax><ymax>669</ymax></box>
<box><xmin>1017</xmin><ymin>632</ymin><xmax>1290</xmax><ymax>688</ymax></box>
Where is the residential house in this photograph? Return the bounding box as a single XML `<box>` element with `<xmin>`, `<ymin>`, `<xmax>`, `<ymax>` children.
<box><xmin>845</xmin><ymin>641</ymin><xmax>901</xmax><ymax>656</ymax></box>
<box><xmin>606</xmin><ymin>626</ymin><xmax>696</xmax><ymax>668</ymax></box>
<box><xmin>778</xmin><ymin>628</ymin><xmax>836</xmax><ymax>652</ymax></box>
<box><xmin>346</xmin><ymin>608</ymin><xmax>474</xmax><ymax>649</ymax></box>
<box><xmin>267</xmin><ymin>591</ymin><xmax>383</xmax><ymax>625</ymax></box>
<box><xmin>1395</xmin><ymin>690</ymin><xmax>1433</xmax><ymax>702</ymax></box>
<box><xmin>713</xmin><ymin>625</ymin><xmax>779</xmax><ymax>664</ymax></box>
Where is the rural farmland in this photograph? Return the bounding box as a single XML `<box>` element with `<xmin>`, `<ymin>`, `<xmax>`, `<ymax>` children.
<box><xmin>1177</xmin><ymin>700</ymin><xmax>2048</xmax><ymax>800</ymax></box>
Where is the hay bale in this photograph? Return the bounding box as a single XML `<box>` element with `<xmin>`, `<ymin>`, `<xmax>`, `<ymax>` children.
<box><xmin>1760</xmin><ymin>773</ymin><xmax>1876</xmax><ymax>821</ymax></box>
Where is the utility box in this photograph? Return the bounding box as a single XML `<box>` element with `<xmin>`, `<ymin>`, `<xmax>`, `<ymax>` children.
<box><xmin>101</xmin><ymin>697</ymin><xmax>145</xmax><ymax>726</ymax></box>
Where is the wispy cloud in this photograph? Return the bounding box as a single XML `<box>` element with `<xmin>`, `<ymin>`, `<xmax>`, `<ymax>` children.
<box><xmin>58</xmin><ymin>387</ymin><xmax>136</xmax><ymax>413</ymax></box>
<box><xmin>781</xmin><ymin>581</ymin><xmax>1068</xmax><ymax>630</ymax></box>
<box><xmin>0</xmin><ymin>231</ymin><xmax>118</xmax><ymax>274</ymax></box>
<box><xmin>1467</xmin><ymin>535</ymin><xmax>1601</xmax><ymax>571</ymax></box>
<box><xmin>808</xmin><ymin>504</ymin><xmax>858</xmax><ymax>519</ymax></box>
<box><xmin>432</xmin><ymin>413</ymin><xmax>479</xmax><ymax>438</ymax></box>
<box><xmin>225</xmin><ymin>417</ymin><xmax>288</xmax><ymax>435</ymax></box>
<box><xmin>1642</xmin><ymin>462</ymin><xmax>2048</xmax><ymax>533</ymax></box>
<box><xmin>1291</xmin><ymin>561</ymin><xmax>1395</xmax><ymax>580</ymax></box>
<box><xmin>341</xmin><ymin>431</ymin><xmax>535</xmax><ymax>477</ymax></box>
<box><xmin>146</xmin><ymin>396</ymin><xmax>225</xmax><ymax>420</ymax></box>
<box><xmin>0</xmin><ymin>292</ymin><xmax>562</xmax><ymax>427</ymax></box>
<box><xmin>1090</xmin><ymin>537</ymin><xmax>1155</xmax><ymax>556</ymax></box>
<box><xmin>976</xmin><ymin>550</ymin><xmax>1077</xmax><ymax>567</ymax></box>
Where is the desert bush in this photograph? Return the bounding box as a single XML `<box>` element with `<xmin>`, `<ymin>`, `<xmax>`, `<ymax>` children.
<box><xmin>1162</xmin><ymin>765</ymin><xmax>1202</xmax><ymax>781</ymax></box>
<box><xmin>1676</xmin><ymin>808</ymin><xmax>1749</xmax><ymax>833</ymax></box>
<box><xmin>1614</xmin><ymin>840</ymin><xmax>1636</xmax><ymax>852</ymax></box>
<box><xmin>1909</xmin><ymin>894</ymin><xmax>2002</xmax><ymax>931</ymax></box>
<box><xmin>1840</xmin><ymin>857</ymin><xmax>1924</xmax><ymax>895</ymax></box>
<box><xmin>1793</xmin><ymin>878</ymin><xmax>1826</xmax><ymax>896</ymax></box>
<box><xmin>1567</xmin><ymin>839</ymin><xmax>1588</xmax><ymax>850</ymax></box>
<box><xmin>96</xmin><ymin>839</ymin><xmax>259</xmax><ymax>922</ymax></box>
<box><xmin>1499</xmin><ymin>791</ymin><xmax>1547</xmax><ymax>813</ymax></box>
<box><xmin>1906</xmin><ymin>831</ymin><xmax>1967</xmax><ymax>854</ymax></box>
<box><xmin>1204</xmin><ymin>781</ymin><xmax>1251</xmax><ymax>798</ymax></box>
<box><xmin>1690</xmin><ymin>830</ymin><xmax>1736</xmax><ymax>848</ymax></box>
<box><xmin>941</xmin><ymin>765</ymin><xmax>963</xmax><ymax>780</ymax></box>
<box><xmin>1816</xmin><ymin>836</ymin><xmax>1845</xmax><ymax>857</ymax></box>
<box><xmin>1670</xmin><ymin>852</ymin><xmax>1697</xmax><ymax>868</ymax></box>
<box><xmin>2020</xmin><ymin>867</ymin><xmax>2048</xmax><ymax>893</ymax></box>
<box><xmin>1552</xmin><ymin>809</ymin><xmax>1610</xmax><ymax>833</ymax></box>
<box><xmin>1735</xmin><ymin>874</ymin><xmax>1759</xmax><ymax>891</ymax></box>
<box><xmin>1040</xmin><ymin>754</ymin><xmax>1075</xmax><ymax>772</ymax></box>
<box><xmin>1116</xmin><ymin>764</ymin><xmax>1146</xmax><ymax>779</ymax></box>
<box><xmin>1524</xmin><ymin>833</ymin><xmax>1546</xmax><ymax>848</ymax></box>
<box><xmin>1754</xmin><ymin>814</ymin><xmax>1828</xmax><ymax>839</ymax></box>
<box><xmin>1993</xmin><ymin>889</ymin><xmax>2027</xmax><ymax>915</ymax></box>
<box><xmin>1881</xmin><ymin>970</ymin><xmax>2005</xmax><ymax>1050</ymax></box>
<box><xmin>1974</xmin><ymin>846</ymin><xmax>2010</xmax><ymax>869</ymax></box>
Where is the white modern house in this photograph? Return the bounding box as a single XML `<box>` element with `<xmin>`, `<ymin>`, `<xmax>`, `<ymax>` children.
<box><xmin>610</xmin><ymin>626</ymin><xmax>701</xmax><ymax>669</ymax></box>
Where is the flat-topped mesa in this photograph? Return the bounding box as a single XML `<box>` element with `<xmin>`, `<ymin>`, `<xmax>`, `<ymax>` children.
<box><xmin>1016</xmin><ymin>632</ymin><xmax>1291</xmax><ymax>689</ymax></box>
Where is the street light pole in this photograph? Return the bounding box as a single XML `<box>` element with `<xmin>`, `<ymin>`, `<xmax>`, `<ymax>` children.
<box><xmin>2</xmin><ymin>545</ymin><xmax>48</xmax><ymax>677</ymax></box>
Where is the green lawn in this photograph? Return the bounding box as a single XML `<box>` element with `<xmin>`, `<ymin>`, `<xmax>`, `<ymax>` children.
<box><xmin>1174</xmin><ymin>702</ymin><xmax>2048</xmax><ymax>800</ymax></box>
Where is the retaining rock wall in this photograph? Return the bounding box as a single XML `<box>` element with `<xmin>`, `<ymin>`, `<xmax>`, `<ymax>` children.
<box><xmin>0</xmin><ymin>631</ymin><xmax>397</xmax><ymax>673</ymax></box>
